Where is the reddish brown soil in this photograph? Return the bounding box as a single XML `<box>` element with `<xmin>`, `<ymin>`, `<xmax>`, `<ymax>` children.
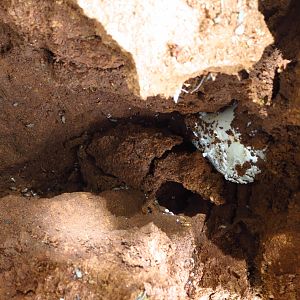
<box><xmin>0</xmin><ymin>0</ymin><xmax>299</xmax><ymax>299</ymax></box>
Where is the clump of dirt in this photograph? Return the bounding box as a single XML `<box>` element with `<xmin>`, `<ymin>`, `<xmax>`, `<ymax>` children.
<box><xmin>83</xmin><ymin>124</ymin><xmax>224</xmax><ymax>206</ymax></box>
<box><xmin>85</xmin><ymin>124</ymin><xmax>183</xmax><ymax>189</ymax></box>
<box><xmin>0</xmin><ymin>0</ymin><xmax>299</xmax><ymax>299</ymax></box>
<box><xmin>0</xmin><ymin>192</ymin><xmax>195</xmax><ymax>300</ymax></box>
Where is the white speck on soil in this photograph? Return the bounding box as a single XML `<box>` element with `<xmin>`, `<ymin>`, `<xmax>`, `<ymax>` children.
<box><xmin>74</xmin><ymin>268</ymin><xmax>83</xmax><ymax>279</ymax></box>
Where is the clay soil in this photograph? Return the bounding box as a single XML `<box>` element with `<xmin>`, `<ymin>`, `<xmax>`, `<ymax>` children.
<box><xmin>0</xmin><ymin>0</ymin><xmax>300</xmax><ymax>299</ymax></box>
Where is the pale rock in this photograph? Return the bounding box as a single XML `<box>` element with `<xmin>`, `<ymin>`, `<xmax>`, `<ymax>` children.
<box><xmin>77</xmin><ymin>0</ymin><xmax>273</xmax><ymax>99</ymax></box>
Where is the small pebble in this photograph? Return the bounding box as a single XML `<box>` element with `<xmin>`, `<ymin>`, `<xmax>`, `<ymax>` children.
<box><xmin>74</xmin><ymin>268</ymin><xmax>83</xmax><ymax>279</ymax></box>
<box><xmin>31</xmin><ymin>190</ymin><xmax>38</xmax><ymax>197</ymax></box>
<box><xmin>25</xmin><ymin>123</ymin><xmax>35</xmax><ymax>128</ymax></box>
<box><xmin>21</xmin><ymin>188</ymin><xmax>28</xmax><ymax>193</ymax></box>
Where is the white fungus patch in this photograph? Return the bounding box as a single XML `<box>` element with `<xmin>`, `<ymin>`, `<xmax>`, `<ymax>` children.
<box><xmin>193</xmin><ymin>104</ymin><xmax>266</xmax><ymax>184</ymax></box>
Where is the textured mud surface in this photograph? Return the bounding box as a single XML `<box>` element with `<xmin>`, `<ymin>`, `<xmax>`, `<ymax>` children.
<box><xmin>0</xmin><ymin>0</ymin><xmax>300</xmax><ymax>299</ymax></box>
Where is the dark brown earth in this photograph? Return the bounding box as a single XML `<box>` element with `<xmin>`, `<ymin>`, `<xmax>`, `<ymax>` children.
<box><xmin>0</xmin><ymin>0</ymin><xmax>300</xmax><ymax>299</ymax></box>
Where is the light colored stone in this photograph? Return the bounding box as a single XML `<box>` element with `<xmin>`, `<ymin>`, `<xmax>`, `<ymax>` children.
<box><xmin>77</xmin><ymin>0</ymin><xmax>273</xmax><ymax>99</ymax></box>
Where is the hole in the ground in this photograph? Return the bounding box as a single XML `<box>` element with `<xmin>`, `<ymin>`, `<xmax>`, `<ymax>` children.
<box><xmin>43</xmin><ymin>48</ymin><xmax>56</xmax><ymax>64</ymax></box>
<box><xmin>238</xmin><ymin>69</ymin><xmax>250</xmax><ymax>80</ymax></box>
<box><xmin>156</xmin><ymin>181</ymin><xmax>212</xmax><ymax>217</ymax></box>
